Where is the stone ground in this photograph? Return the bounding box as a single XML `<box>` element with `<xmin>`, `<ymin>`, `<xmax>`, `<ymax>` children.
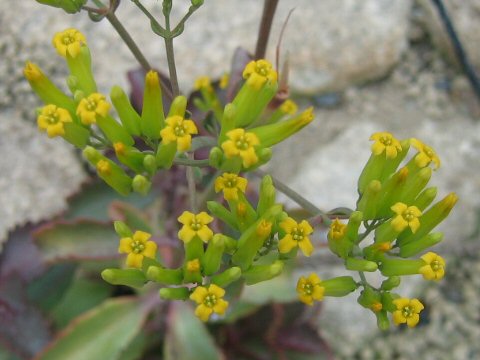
<box><xmin>1</xmin><ymin>0</ymin><xmax>479</xmax><ymax>358</ymax></box>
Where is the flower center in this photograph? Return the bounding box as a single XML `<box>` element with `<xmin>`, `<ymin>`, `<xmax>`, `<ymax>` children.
<box><xmin>62</xmin><ymin>34</ymin><xmax>75</xmax><ymax>45</ymax></box>
<box><xmin>303</xmin><ymin>283</ymin><xmax>314</xmax><ymax>295</ymax></box>
<box><xmin>425</xmin><ymin>147</ymin><xmax>434</xmax><ymax>158</ymax></box>
<box><xmin>380</xmin><ymin>136</ymin><xmax>392</xmax><ymax>146</ymax></box>
<box><xmin>225</xmin><ymin>179</ymin><xmax>237</xmax><ymax>188</ymax></box>
<box><xmin>131</xmin><ymin>240</ymin><xmax>145</xmax><ymax>254</ymax></box>
<box><xmin>235</xmin><ymin>135</ymin><xmax>250</xmax><ymax>150</ymax></box>
<box><xmin>174</xmin><ymin>122</ymin><xmax>186</xmax><ymax>137</ymax></box>
<box><xmin>292</xmin><ymin>227</ymin><xmax>304</xmax><ymax>241</ymax></box>
<box><xmin>46</xmin><ymin>110</ymin><xmax>59</xmax><ymax>124</ymax></box>
<box><xmin>204</xmin><ymin>294</ymin><xmax>217</xmax><ymax>308</ymax></box>
<box><xmin>190</xmin><ymin>220</ymin><xmax>202</xmax><ymax>231</ymax></box>
<box><xmin>403</xmin><ymin>210</ymin><xmax>416</xmax><ymax>222</ymax></box>
<box><xmin>402</xmin><ymin>305</ymin><xmax>414</xmax><ymax>318</ymax></box>
<box><xmin>86</xmin><ymin>99</ymin><xmax>97</xmax><ymax>111</ymax></box>
<box><xmin>431</xmin><ymin>260</ymin><xmax>441</xmax><ymax>271</ymax></box>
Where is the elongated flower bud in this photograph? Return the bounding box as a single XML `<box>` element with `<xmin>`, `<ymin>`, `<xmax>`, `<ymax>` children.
<box><xmin>110</xmin><ymin>85</ymin><xmax>141</xmax><ymax>136</ymax></box>
<box><xmin>379</xmin><ymin>258</ymin><xmax>424</xmax><ymax>277</ymax></box>
<box><xmin>398</xmin><ymin>232</ymin><xmax>443</xmax><ymax>258</ymax></box>
<box><xmin>101</xmin><ymin>268</ymin><xmax>146</xmax><ymax>288</ymax></box>
<box><xmin>141</xmin><ymin>70</ymin><xmax>165</xmax><ymax>139</ymax></box>
<box><xmin>322</xmin><ymin>276</ymin><xmax>357</xmax><ymax>297</ymax></box>
<box><xmin>203</xmin><ymin>234</ymin><xmax>225</xmax><ymax>275</ymax></box>
<box><xmin>159</xmin><ymin>287</ymin><xmax>190</xmax><ymax>300</ymax></box>
<box><xmin>146</xmin><ymin>266</ymin><xmax>183</xmax><ymax>285</ymax></box>
<box><xmin>114</xmin><ymin>221</ymin><xmax>133</xmax><ymax>238</ymax></box>
<box><xmin>345</xmin><ymin>257</ymin><xmax>378</xmax><ymax>272</ymax></box>
<box><xmin>97</xmin><ymin>115</ymin><xmax>134</xmax><ymax>146</ymax></box>
<box><xmin>211</xmin><ymin>267</ymin><xmax>242</xmax><ymax>287</ymax></box>
<box><xmin>242</xmin><ymin>260</ymin><xmax>284</xmax><ymax>285</ymax></box>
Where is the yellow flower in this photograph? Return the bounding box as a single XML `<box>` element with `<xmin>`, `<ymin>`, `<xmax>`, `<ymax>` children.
<box><xmin>370</xmin><ymin>132</ymin><xmax>402</xmax><ymax>159</ymax></box>
<box><xmin>410</xmin><ymin>138</ymin><xmax>441</xmax><ymax>169</ymax></box>
<box><xmin>242</xmin><ymin>59</ymin><xmax>278</xmax><ymax>90</ymax></box>
<box><xmin>392</xmin><ymin>298</ymin><xmax>424</xmax><ymax>328</ymax></box>
<box><xmin>118</xmin><ymin>230</ymin><xmax>157</xmax><ymax>268</ymax></box>
<box><xmin>186</xmin><ymin>258</ymin><xmax>201</xmax><ymax>273</ymax></box>
<box><xmin>214</xmin><ymin>173</ymin><xmax>248</xmax><ymax>200</ymax></box>
<box><xmin>178</xmin><ymin>211</ymin><xmax>214</xmax><ymax>243</ymax></box>
<box><xmin>278</xmin><ymin>217</ymin><xmax>314</xmax><ymax>256</ymax></box>
<box><xmin>96</xmin><ymin>159</ymin><xmax>111</xmax><ymax>176</ymax></box>
<box><xmin>194</xmin><ymin>76</ymin><xmax>213</xmax><ymax>92</ymax></box>
<box><xmin>419</xmin><ymin>252</ymin><xmax>445</xmax><ymax>280</ymax></box>
<box><xmin>221</xmin><ymin>128</ymin><xmax>260</xmax><ymax>168</ymax></box>
<box><xmin>52</xmin><ymin>28</ymin><xmax>86</xmax><ymax>58</ymax></box>
<box><xmin>219</xmin><ymin>73</ymin><xmax>229</xmax><ymax>89</ymax></box>
<box><xmin>76</xmin><ymin>93</ymin><xmax>110</xmax><ymax>125</ymax></box>
<box><xmin>280</xmin><ymin>99</ymin><xmax>298</xmax><ymax>115</ymax></box>
<box><xmin>190</xmin><ymin>284</ymin><xmax>229</xmax><ymax>321</ymax></box>
<box><xmin>160</xmin><ymin>116</ymin><xmax>198</xmax><ymax>151</ymax></box>
<box><xmin>328</xmin><ymin>219</ymin><xmax>347</xmax><ymax>240</ymax></box>
<box><xmin>37</xmin><ymin>104</ymin><xmax>72</xmax><ymax>137</ymax></box>
<box><xmin>296</xmin><ymin>273</ymin><xmax>325</xmax><ymax>305</ymax></box>
<box><xmin>391</xmin><ymin>203</ymin><xmax>422</xmax><ymax>233</ymax></box>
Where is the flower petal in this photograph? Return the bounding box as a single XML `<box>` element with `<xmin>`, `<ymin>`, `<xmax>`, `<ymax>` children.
<box><xmin>278</xmin><ymin>235</ymin><xmax>296</xmax><ymax>253</ymax></box>
<box><xmin>298</xmin><ymin>237</ymin><xmax>314</xmax><ymax>257</ymax></box>
<box><xmin>126</xmin><ymin>253</ymin><xmax>143</xmax><ymax>268</ymax></box>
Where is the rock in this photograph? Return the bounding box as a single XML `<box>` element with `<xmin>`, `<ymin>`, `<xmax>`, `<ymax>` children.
<box><xmin>417</xmin><ymin>0</ymin><xmax>480</xmax><ymax>69</ymax></box>
<box><xmin>0</xmin><ymin>111</ymin><xmax>86</xmax><ymax>246</ymax></box>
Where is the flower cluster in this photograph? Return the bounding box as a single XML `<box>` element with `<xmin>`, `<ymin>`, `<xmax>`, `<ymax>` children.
<box><xmin>27</xmin><ymin>28</ymin><xmax>456</xmax><ymax>328</ymax></box>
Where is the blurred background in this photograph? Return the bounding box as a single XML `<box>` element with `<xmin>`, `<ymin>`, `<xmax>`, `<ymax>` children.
<box><xmin>0</xmin><ymin>1</ymin><xmax>479</xmax><ymax>359</ymax></box>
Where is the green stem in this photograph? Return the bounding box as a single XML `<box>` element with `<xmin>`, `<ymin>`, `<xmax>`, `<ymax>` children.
<box><xmin>164</xmin><ymin>16</ymin><xmax>180</xmax><ymax>96</ymax></box>
<box><xmin>186</xmin><ymin>154</ymin><xmax>197</xmax><ymax>213</ymax></box>
<box><xmin>255</xmin><ymin>0</ymin><xmax>279</xmax><ymax>59</ymax></box>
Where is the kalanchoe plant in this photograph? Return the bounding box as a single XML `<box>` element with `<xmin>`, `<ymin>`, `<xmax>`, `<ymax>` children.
<box><xmin>16</xmin><ymin>0</ymin><xmax>458</xmax><ymax>358</ymax></box>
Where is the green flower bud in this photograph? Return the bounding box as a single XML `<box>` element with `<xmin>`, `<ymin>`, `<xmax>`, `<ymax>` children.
<box><xmin>191</xmin><ymin>0</ymin><xmax>204</xmax><ymax>7</ymax></box>
<box><xmin>168</xmin><ymin>95</ymin><xmax>187</xmax><ymax>118</ymax></box>
<box><xmin>141</xmin><ymin>70</ymin><xmax>165</xmax><ymax>139</ymax></box>
<box><xmin>322</xmin><ymin>276</ymin><xmax>358</xmax><ymax>297</ymax></box>
<box><xmin>357</xmin><ymin>286</ymin><xmax>381</xmax><ymax>309</ymax></box>
<box><xmin>380</xmin><ymin>291</ymin><xmax>398</xmax><ymax>312</ymax></box>
<box><xmin>357</xmin><ymin>154</ymin><xmax>387</xmax><ymax>194</ymax></box>
<box><xmin>242</xmin><ymin>260</ymin><xmax>284</xmax><ymax>285</ymax></box>
<box><xmin>249</xmin><ymin>108</ymin><xmax>314</xmax><ymax>148</ymax></box>
<box><xmin>132</xmin><ymin>175</ymin><xmax>151</xmax><ymax>195</ymax></box>
<box><xmin>228</xmin><ymin>194</ymin><xmax>257</xmax><ymax>231</ymax></box>
<box><xmin>156</xmin><ymin>141</ymin><xmax>177</xmax><ymax>169</ymax></box>
<box><xmin>146</xmin><ymin>266</ymin><xmax>183</xmax><ymax>285</ymax></box>
<box><xmin>36</xmin><ymin>0</ymin><xmax>86</xmax><ymax>13</ymax></box>
<box><xmin>66</xmin><ymin>75</ymin><xmax>79</xmax><ymax>94</ymax></box>
<box><xmin>159</xmin><ymin>287</ymin><xmax>190</xmax><ymax>300</ymax></box>
<box><xmin>398</xmin><ymin>232</ymin><xmax>443</xmax><ymax>258</ymax></box>
<box><xmin>397</xmin><ymin>193</ymin><xmax>458</xmax><ymax>247</ymax></box>
<box><xmin>345</xmin><ymin>257</ymin><xmax>378</xmax><ymax>272</ymax></box>
<box><xmin>380</xmin><ymin>276</ymin><xmax>401</xmax><ymax>290</ymax></box>
<box><xmin>114</xmin><ymin>221</ymin><xmax>133</xmax><ymax>238</ymax></box>
<box><xmin>113</xmin><ymin>143</ymin><xmax>145</xmax><ymax>173</ymax></box>
<box><xmin>143</xmin><ymin>154</ymin><xmax>157</xmax><ymax>176</ymax></box>
<box><xmin>24</xmin><ymin>62</ymin><xmax>77</xmax><ymax>114</ymax></box>
<box><xmin>211</xmin><ymin>267</ymin><xmax>242</xmax><ymax>287</ymax></box>
<box><xmin>379</xmin><ymin>258</ymin><xmax>424</xmax><ymax>277</ymax></box>
<box><xmin>97</xmin><ymin>115</ymin><xmax>134</xmax><ymax>146</ymax></box>
<box><xmin>413</xmin><ymin>186</ymin><xmax>437</xmax><ymax>211</ymax></box>
<box><xmin>400</xmin><ymin>167</ymin><xmax>432</xmax><ymax>205</ymax></box>
<box><xmin>101</xmin><ymin>268</ymin><xmax>146</xmax><ymax>288</ymax></box>
<box><xmin>257</xmin><ymin>176</ymin><xmax>276</xmax><ymax>216</ymax></box>
<box><xmin>218</xmin><ymin>103</ymin><xmax>236</xmax><ymax>144</ymax></box>
<box><xmin>83</xmin><ymin>146</ymin><xmax>132</xmax><ymax>195</ymax></box>
<box><xmin>208</xmin><ymin>146</ymin><xmax>224</xmax><ymax>169</ymax></box>
<box><xmin>375</xmin><ymin>167</ymin><xmax>409</xmax><ymax>217</ymax></box>
<box><xmin>62</xmin><ymin>122</ymin><xmax>89</xmax><ymax>148</ymax></box>
<box><xmin>207</xmin><ymin>201</ymin><xmax>238</xmax><ymax>231</ymax></box>
<box><xmin>232</xmin><ymin>204</ymin><xmax>282</xmax><ymax>270</ymax></box>
<box><xmin>345</xmin><ymin>211</ymin><xmax>363</xmax><ymax>243</ymax></box>
<box><xmin>184</xmin><ymin>237</ymin><xmax>205</xmax><ymax>263</ymax></box>
<box><xmin>356</xmin><ymin>180</ymin><xmax>381</xmax><ymax>220</ymax></box>
<box><xmin>375</xmin><ymin>310</ymin><xmax>390</xmax><ymax>330</ymax></box>
<box><xmin>202</xmin><ymin>234</ymin><xmax>225</xmax><ymax>275</ymax></box>
<box><xmin>110</xmin><ymin>85</ymin><xmax>141</xmax><ymax>136</ymax></box>
<box><xmin>66</xmin><ymin>45</ymin><xmax>97</xmax><ymax>95</ymax></box>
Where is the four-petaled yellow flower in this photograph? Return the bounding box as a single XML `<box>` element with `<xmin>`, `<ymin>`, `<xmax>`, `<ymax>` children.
<box><xmin>278</xmin><ymin>217</ymin><xmax>314</xmax><ymax>256</ymax></box>
<box><xmin>242</xmin><ymin>59</ymin><xmax>278</xmax><ymax>90</ymax></box>
<box><xmin>221</xmin><ymin>128</ymin><xmax>260</xmax><ymax>168</ymax></box>
<box><xmin>37</xmin><ymin>104</ymin><xmax>72</xmax><ymax>138</ymax></box>
<box><xmin>411</xmin><ymin>138</ymin><xmax>441</xmax><ymax>169</ymax></box>
<box><xmin>178</xmin><ymin>211</ymin><xmax>214</xmax><ymax>243</ymax></box>
<box><xmin>76</xmin><ymin>93</ymin><xmax>110</xmax><ymax>125</ymax></box>
<box><xmin>370</xmin><ymin>132</ymin><xmax>402</xmax><ymax>159</ymax></box>
<box><xmin>52</xmin><ymin>28</ymin><xmax>86</xmax><ymax>58</ymax></box>
<box><xmin>391</xmin><ymin>202</ymin><xmax>422</xmax><ymax>233</ymax></box>
<box><xmin>194</xmin><ymin>76</ymin><xmax>213</xmax><ymax>92</ymax></box>
<box><xmin>419</xmin><ymin>252</ymin><xmax>445</xmax><ymax>280</ymax></box>
<box><xmin>328</xmin><ymin>219</ymin><xmax>347</xmax><ymax>240</ymax></box>
<box><xmin>392</xmin><ymin>298</ymin><xmax>424</xmax><ymax>328</ymax></box>
<box><xmin>190</xmin><ymin>284</ymin><xmax>229</xmax><ymax>321</ymax></box>
<box><xmin>160</xmin><ymin>116</ymin><xmax>198</xmax><ymax>151</ymax></box>
<box><xmin>214</xmin><ymin>173</ymin><xmax>248</xmax><ymax>200</ymax></box>
<box><xmin>280</xmin><ymin>99</ymin><xmax>298</xmax><ymax>115</ymax></box>
<box><xmin>118</xmin><ymin>230</ymin><xmax>157</xmax><ymax>268</ymax></box>
<box><xmin>296</xmin><ymin>273</ymin><xmax>325</xmax><ymax>305</ymax></box>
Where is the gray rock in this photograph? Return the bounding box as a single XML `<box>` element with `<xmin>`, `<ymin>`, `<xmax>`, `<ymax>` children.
<box><xmin>417</xmin><ymin>0</ymin><xmax>480</xmax><ymax>69</ymax></box>
<box><xmin>0</xmin><ymin>111</ymin><xmax>86</xmax><ymax>248</ymax></box>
